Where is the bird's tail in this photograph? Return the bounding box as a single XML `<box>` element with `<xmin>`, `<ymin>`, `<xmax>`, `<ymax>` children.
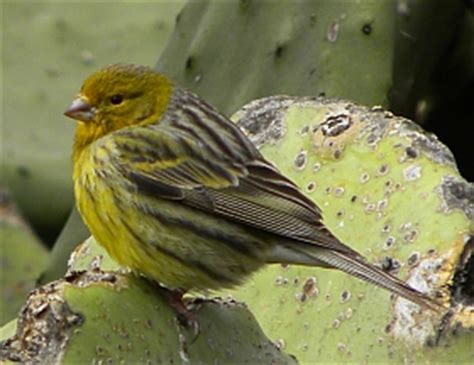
<box><xmin>269</xmin><ymin>244</ymin><xmax>444</xmax><ymax>311</ymax></box>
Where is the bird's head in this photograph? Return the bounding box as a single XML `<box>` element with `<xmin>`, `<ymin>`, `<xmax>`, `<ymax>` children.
<box><xmin>65</xmin><ymin>63</ymin><xmax>173</xmax><ymax>154</ymax></box>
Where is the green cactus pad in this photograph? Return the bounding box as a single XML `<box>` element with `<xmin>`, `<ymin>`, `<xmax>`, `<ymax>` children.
<box><xmin>223</xmin><ymin>96</ymin><xmax>473</xmax><ymax>363</ymax></box>
<box><xmin>0</xmin><ymin>239</ymin><xmax>296</xmax><ymax>364</ymax></box>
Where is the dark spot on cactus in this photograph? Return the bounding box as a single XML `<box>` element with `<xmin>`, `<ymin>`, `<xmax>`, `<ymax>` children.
<box><xmin>377</xmin><ymin>164</ymin><xmax>389</xmax><ymax>176</ymax></box>
<box><xmin>362</xmin><ymin>24</ymin><xmax>372</xmax><ymax>35</ymax></box>
<box><xmin>365</xmin><ymin>203</ymin><xmax>375</xmax><ymax>213</ymax></box>
<box><xmin>297</xmin><ymin>292</ymin><xmax>307</xmax><ymax>303</ymax></box>
<box><xmin>175</xmin><ymin>11</ymin><xmax>181</xmax><ymax>24</ymax></box>
<box><xmin>302</xmin><ymin>277</ymin><xmax>318</xmax><ymax>298</ymax></box>
<box><xmin>17</xmin><ymin>166</ymin><xmax>31</xmax><ymax>178</ymax></box>
<box><xmin>309</xmin><ymin>67</ymin><xmax>316</xmax><ymax>75</ymax></box>
<box><xmin>403</xmin><ymin>229</ymin><xmax>418</xmax><ymax>243</ymax></box>
<box><xmin>427</xmin><ymin>248</ymin><xmax>437</xmax><ymax>255</ymax></box>
<box><xmin>381</xmin><ymin>224</ymin><xmax>391</xmax><ymax>233</ymax></box>
<box><xmin>320</xmin><ymin>114</ymin><xmax>352</xmax><ymax>137</ymax></box>
<box><xmin>425</xmin><ymin>337</ymin><xmax>437</xmax><ymax>348</ymax></box>
<box><xmin>185</xmin><ymin>56</ymin><xmax>194</xmax><ymax>71</ymax></box>
<box><xmin>377</xmin><ymin>198</ymin><xmax>388</xmax><ymax>211</ymax></box>
<box><xmin>379</xmin><ymin>257</ymin><xmax>400</xmax><ymax>273</ymax></box>
<box><xmin>64</xmin><ymin>270</ymin><xmax>84</xmax><ymax>283</ymax></box>
<box><xmin>340</xmin><ymin>290</ymin><xmax>351</xmax><ymax>303</ymax></box>
<box><xmin>351</xmin><ymin>195</ymin><xmax>357</xmax><ymax>203</ymax></box>
<box><xmin>334</xmin><ymin>150</ymin><xmax>341</xmax><ymax>159</ymax></box>
<box><xmin>294</xmin><ymin>150</ymin><xmax>307</xmax><ymax>170</ymax></box>
<box><xmin>306</xmin><ymin>181</ymin><xmax>317</xmax><ymax>193</ymax></box>
<box><xmin>359</xmin><ymin>172</ymin><xmax>370</xmax><ymax>184</ymax></box>
<box><xmin>275</xmin><ymin>45</ymin><xmax>285</xmax><ymax>58</ymax></box>
<box><xmin>405</xmin><ymin>146</ymin><xmax>418</xmax><ymax>159</ymax></box>
<box><xmin>407</xmin><ymin>252</ymin><xmax>420</xmax><ymax>266</ymax></box>
<box><xmin>451</xmin><ymin>236</ymin><xmax>474</xmax><ymax>305</ymax></box>
<box><xmin>319</xmin><ymin>92</ymin><xmax>326</xmax><ymax>97</ymax></box>
<box><xmin>310</xmin><ymin>14</ymin><xmax>317</xmax><ymax>25</ymax></box>
<box><xmin>384</xmin><ymin>236</ymin><xmax>395</xmax><ymax>248</ymax></box>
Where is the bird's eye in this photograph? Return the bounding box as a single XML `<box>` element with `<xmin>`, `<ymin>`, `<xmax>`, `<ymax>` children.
<box><xmin>110</xmin><ymin>94</ymin><xmax>124</xmax><ymax>105</ymax></box>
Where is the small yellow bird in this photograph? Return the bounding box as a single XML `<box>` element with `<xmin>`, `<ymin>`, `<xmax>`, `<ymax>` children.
<box><xmin>65</xmin><ymin>63</ymin><xmax>440</xmax><ymax>311</ymax></box>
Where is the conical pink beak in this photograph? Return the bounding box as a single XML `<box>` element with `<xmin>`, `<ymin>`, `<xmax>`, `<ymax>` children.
<box><xmin>64</xmin><ymin>97</ymin><xmax>95</xmax><ymax>122</ymax></box>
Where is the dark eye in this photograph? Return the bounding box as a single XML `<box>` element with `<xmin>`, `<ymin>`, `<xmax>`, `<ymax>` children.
<box><xmin>110</xmin><ymin>94</ymin><xmax>124</xmax><ymax>105</ymax></box>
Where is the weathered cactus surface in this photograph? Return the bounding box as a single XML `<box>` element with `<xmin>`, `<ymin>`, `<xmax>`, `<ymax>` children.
<box><xmin>223</xmin><ymin>96</ymin><xmax>473</xmax><ymax>363</ymax></box>
<box><xmin>0</xmin><ymin>238</ymin><xmax>296</xmax><ymax>364</ymax></box>
<box><xmin>0</xmin><ymin>189</ymin><xmax>48</xmax><ymax>326</ymax></box>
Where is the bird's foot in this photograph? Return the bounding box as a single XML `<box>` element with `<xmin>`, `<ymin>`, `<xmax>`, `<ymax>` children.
<box><xmin>156</xmin><ymin>286</ymin><xmax>200</xmax><ymax>338</ymax></box>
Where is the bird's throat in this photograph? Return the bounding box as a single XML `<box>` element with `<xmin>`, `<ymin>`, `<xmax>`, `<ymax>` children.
<box><xmin>73</xmin><ymin>122</ymin><xmax>108</xmax><ymax>161</ymax></box>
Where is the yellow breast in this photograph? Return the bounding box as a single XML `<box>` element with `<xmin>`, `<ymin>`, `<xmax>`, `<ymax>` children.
<box><xmin>73</xmin><ymin>141</ymin><xmax>229</xmax><ymax>290</ymax></box>
<box><xmin>73</xmin><ymin>143</ymin><xmax>132</xmax><ymax>265</ymax></box>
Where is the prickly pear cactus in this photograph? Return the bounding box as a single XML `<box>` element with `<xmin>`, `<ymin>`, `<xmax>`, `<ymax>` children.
<box><xmin>0</xmin><ymin>238</ymin><xmax>296</xmax><ymax>364</ymax></box>
<box><xmin>157</xmin><ymin>0</ymin><xmax>466</xmax><ymax>118</ymax></box>
<box><xmin>224</xmin><ymin>97</ymin><xmax>473</xmax><ymax>363</ymax></box>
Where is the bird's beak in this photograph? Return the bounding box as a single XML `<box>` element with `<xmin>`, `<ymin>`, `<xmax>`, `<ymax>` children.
<box><xmin>64</xmin><ymin>97</ymin><xmax>95</xmax><ymax>122</ymax></box>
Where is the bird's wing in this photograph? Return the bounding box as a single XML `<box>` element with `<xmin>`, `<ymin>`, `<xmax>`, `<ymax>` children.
<box><xmin>107</xmin><ymin>122</ymin><xmax>355</xmax><ymax>255</ymax></box>
<box><xmin>104</xmin><ymin>120</ymin><xmax>442</xmax><ymax>311</ymax></box>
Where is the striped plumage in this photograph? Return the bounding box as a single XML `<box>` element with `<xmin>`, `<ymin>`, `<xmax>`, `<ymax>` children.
<box><xmin>68</xmin><ymin>64</ymin><xmax>440</xmax><ymax>310</ymax></box>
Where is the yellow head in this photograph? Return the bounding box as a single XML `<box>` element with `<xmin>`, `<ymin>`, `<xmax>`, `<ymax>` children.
<box><xmin>65</xmin><ymin>63</ymin><xmax>173</xmax><ymax>156</ymax></box>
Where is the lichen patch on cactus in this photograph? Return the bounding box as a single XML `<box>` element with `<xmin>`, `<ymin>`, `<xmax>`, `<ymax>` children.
<box><xmin>235</xmin><ymin>96</ymin><xmax>293</xmax><ymax>148</ymax></box>
<box><xmin>438</xmin><ymin>176</ymin><xmax>474</xmax><ymax>219</ymax></box>
<box><xmin>0</xmin><ymin>280</ymin><xmax>84</xmax><ymax>364</ymax></box>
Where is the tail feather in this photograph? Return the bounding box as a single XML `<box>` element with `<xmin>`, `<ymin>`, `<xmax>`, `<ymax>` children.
<box><xmin>271</xmin><ymin>245</ymin><xmax>443</xmax><ymax>311</ymax></box>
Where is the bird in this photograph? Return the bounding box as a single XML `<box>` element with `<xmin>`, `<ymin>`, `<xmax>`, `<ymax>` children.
<box><xmin>65</xmin><ymin>63</ymin><xmax>442</xmax><ymax>313</ymax></box>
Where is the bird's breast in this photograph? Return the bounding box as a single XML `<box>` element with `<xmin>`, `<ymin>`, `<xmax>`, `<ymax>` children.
<box><xmin>73</xmin><ymin>143</ymin><xmax>134</xmax><ymax>265</ymax></box>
